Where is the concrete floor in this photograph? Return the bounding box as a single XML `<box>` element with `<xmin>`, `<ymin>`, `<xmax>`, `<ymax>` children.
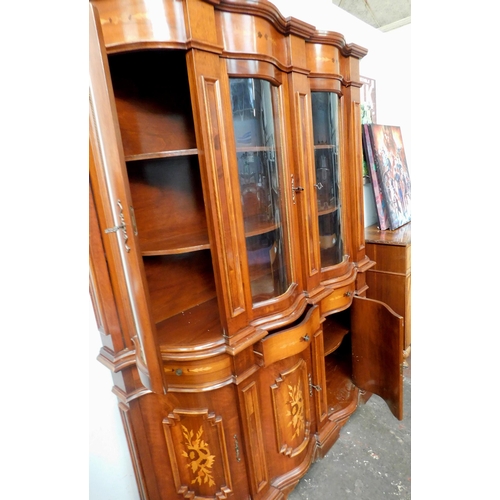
<box><xmin>288</xmin><ymin>358</ymin><xmax>411</xmax><ymax>499</ymax></box>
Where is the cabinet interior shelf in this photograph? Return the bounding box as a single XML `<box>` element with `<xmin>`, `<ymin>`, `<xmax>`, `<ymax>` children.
<box><xmin>323</xmin><ymin>321</ymin><xmax>349</xmax><ymax>356</ymax></box>
<box><xmin>244</xmin><ymin>215</ymin><xmax>279</xmax><ymax>237</ymax></box>
<box><xmin>314</xmin><ymin>144</ymin><xmax>336</xmax><ymax>150</ymax></box>
<box><xmin>141</xmin><ymin>230</ymin><xmax>210</xmax><ymax>256</ymax></box>
<box><xmin>156</xmin><ymin>297</ymin><xmax>223</xmax><ymax>353</ymax></box>
<box><xmin>318</xmin><ymin>205</ymin><xmax>339</xmax><ymax>217</ymax></box>
<box><xmin>126</xmin><ymin>149</ymin><xmax>198</xmax><ymax>162</ymax></box>
<box><xmin>236</xmin><ymin>146</ymin><xmax>275</xmax><ymax>153</ymax></box>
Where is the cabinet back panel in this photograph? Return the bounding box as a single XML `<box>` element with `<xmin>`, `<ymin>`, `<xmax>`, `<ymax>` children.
<box><xmin>108</xmin><ymin>49</ymin><xmax>196</xmax><ymax>156</ymax></box>
<box><xmin>127</xmin><ymin>157</ymin><xmax>208</xmax><ymax>253</ymax></box>
<box><xmin>143</xmin><ymin>251</ymin><xmax>217</xmax><ymax>324</ymax></box>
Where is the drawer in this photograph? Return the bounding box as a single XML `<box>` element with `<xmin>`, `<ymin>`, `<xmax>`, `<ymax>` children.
<box><xmin>366</xmin><ymin>242</ymin><xmax>410</xmax><ymax>275</ymax></box>
<box><xmin>320</xmin><ymin>282</ymin><xmax>355</xmax><ymax>316</ymax></box>
<box><xmin>254</xmin><ymin>305</ymin><xmax>320</xmax><ymax>366</ymax></box>
<box><xmin>163</xmin><ymin>353</ymin><xmax>232</xmax><ymax>390</ymax></box>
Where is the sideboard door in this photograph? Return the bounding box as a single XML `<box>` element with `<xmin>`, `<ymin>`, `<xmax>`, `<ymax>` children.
<box><xmin>350</xmin><ymin>295</ymin><xmax>404</xmax><ymax>420</ymax></box>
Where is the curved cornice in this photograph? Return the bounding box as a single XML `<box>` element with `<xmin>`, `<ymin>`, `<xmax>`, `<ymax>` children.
<box><xmin>216</xmin><ymin>0</ymin><xmax>316</xmax><ymax>38</ymax></box>
<box><xmin>307</xmin><ymin>30</ymin><xmax>368</xmax><ymax>59</ymax></box>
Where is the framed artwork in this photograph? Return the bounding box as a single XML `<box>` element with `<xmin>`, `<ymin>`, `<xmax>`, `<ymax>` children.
<box><xmin>362</xmin><ymin>124</ymin><xmax>391</xmax><ymax>230</ymax></box>
<box><xmin>360</xmin><ymin>76</ymin><xmax>377</xmax><ymax>124</ymax></box>
<box><xmin>366</xmin><ymin>124</ymin><xmax>411</xmax><ymax>230</ymax></box>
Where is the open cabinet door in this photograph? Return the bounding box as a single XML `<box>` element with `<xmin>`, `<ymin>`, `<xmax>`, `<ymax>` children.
<box><xmin>350</xmin><ymin>295</ymin><xmax>404</xmax><ymax>420</ymax></box>
<box><xmin>89</xmin><ymin>4</ymin><xmax>164</xmax><ymax>394</ymax></box>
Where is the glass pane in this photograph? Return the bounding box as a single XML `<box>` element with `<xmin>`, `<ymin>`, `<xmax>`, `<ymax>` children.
<box><xmin>230</xmin><ymin>78</ymin><xmax>290</xmax><ymax>303</ymax></box>
<box><xmin>311</xmin><ymin>92</ymin><xmax>344</xmax><ymax>267</ymax></box>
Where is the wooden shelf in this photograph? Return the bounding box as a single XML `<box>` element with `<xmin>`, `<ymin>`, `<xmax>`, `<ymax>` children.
<box><xmin>243</xmin><ymin>214</ymin><xmax>279</xmax><ymax>237</ymax></box>
<box><xmin>236</xmin><ymin>146</ymin><xmax>274</xmax><ymax>153</ymax></box>
<box><xmin>140</xmin><ymin>229</ymin><xmax>210</xmax><ymax>256</ymax></box>
<box><xmin>126</xmin><ymin>149</ymin><xmax>198</xmax><ymax>162</ymax></box>
<box><xmin>318</xmin><ymin>205</ymin><xmax>339</xmax><ymax>216</ymax></box>
<box><xmin>323</xmin><ymin>321</ymin><xmax>349</xmax><ymax>356</ymax></box>
<box><xmin>156</xmin><ymin>297</ymin><xmax>224</xmax><ymax>354</ymax></box>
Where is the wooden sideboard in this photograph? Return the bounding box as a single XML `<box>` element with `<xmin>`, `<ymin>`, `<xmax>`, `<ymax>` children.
<box><xmin>89</xmin><ymin>1</ymin><xmax>405</xmax><ymax>498</ymax></box>
<box><xmin>364</xmin><ymin>222</ymin><xmax>411</xmax><ymax>358</ymax></box>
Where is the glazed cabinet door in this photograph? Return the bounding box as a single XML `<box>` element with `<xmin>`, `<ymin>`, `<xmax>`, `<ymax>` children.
<box><xmin>350</xmin><ymin>295</ymin><xmax>404</xmax><ymax>420</ymax></box>
<box><xmin>228</xmin><ymin>75</ymin><xmax>297</xmax><ymax>314</ymax></box>
<box><xmin>311</xmin><ymin>91</ymin><xmax>345</xmax><ymax>270</ymax></box>
<box><xmin>219</xmin><ymin>6</ymin><xmax>307</xmax><ymax>328</ymax></box>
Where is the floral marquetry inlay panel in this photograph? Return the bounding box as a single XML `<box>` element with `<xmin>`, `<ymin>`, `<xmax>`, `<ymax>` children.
<box><xmin>270</xmin><ymin>358</ymin><xmax>311</xmax><ymax>458</ymax></box>
<box><xmin>163</xmin><ymin>409</ymin><xmax>233</xmax><ymax>499</ymax></box>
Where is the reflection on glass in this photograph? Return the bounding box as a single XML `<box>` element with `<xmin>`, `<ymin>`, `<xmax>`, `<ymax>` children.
<box><xmin>311</xmin><ymin>92</ymin><xmax>343</xmax><ymax>267</ymax></box>
<box><xmin>230</xmin><ymin>78</ymin><xmax>290</xmax><ymax>303</ymax></box>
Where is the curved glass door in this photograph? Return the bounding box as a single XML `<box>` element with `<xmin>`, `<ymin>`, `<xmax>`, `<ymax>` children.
<box><xmin>311</xmin><ymin>92</ymin><xmax>343</xmax><ymax>268</ymax></box>
<box><xmin>230</xmin><ymin>78</ymin><xmax>290</xmax><ymax>304</ymax></box>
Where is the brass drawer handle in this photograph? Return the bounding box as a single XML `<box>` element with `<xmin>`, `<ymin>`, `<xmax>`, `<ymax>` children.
<box><xmin>302</xmin><ymin>334</ymin><xmax>310</xmax><ymax>342</ymax></box>
<box><xmin>344</xmin><ymin>291</ymin><xmax>352</xmax><ymax>297</ymax></box>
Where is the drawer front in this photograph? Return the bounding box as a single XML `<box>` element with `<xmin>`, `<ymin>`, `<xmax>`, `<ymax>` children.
<box><xmin>366</xmin><ymin>242</ymin><xmax>410</xmax><ymax>275</ymax></box>
<box><xmin>163</xmin><ymin>353</ymin><xmax>232</xmax><ymax>390</ymax></box>
<box><xmin>320</xmin><ymin>282</ymin><xmax>355</xmax><ymax>316</ymax></box>
<box><xmin>255</xmin><ymin>306</ymin><xmax>320</xmax><ymax>366</ymax></box>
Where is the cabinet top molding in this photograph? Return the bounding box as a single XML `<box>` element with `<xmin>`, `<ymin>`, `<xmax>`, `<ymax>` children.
<box><xmin>91</xmin><ymin>0</ymin><xmax>367</xmax><ymax>58</ymax></box>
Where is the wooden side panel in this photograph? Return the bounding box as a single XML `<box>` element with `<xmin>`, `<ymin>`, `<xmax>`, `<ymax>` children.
<box><xmin>186</xmin><ymin>48</ymin><xmax>253</xmax><ymax>340</ymax></box>
<box><xmin>288</xmin><ymin>72</ymin><xmax>322</xmax><ymax>296</ymax></box>
<box><xmin>89</xmin><ymin>181</ymin><xmax>124</xmax><ymax>349</ymax></box>
<box><xmin>338</xmin><ymin>53</ymin><xmax>367</xmax><ymax>267</ymax></box>
<box><xmin>350</xmin><ymin>296</ymin><xmax>404</xmax><ymax>420</ymax></box>
<box><xmin>119</xmin><ymin>401</ymin><xmax>162</xmax><ymax>500</ymax></box>
<box><xmin>311</xmin><ymin>327</ymin><xmax>328</xmax><ymax>425</ymax></box>
<box><xmin>239</xmin><ymin>380</ymin><xmax>269</xmax><ymax>499</ymax></box>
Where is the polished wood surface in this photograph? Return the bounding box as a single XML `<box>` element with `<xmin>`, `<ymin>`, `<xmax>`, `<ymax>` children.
<box><xmin>365</xmin><ymin>222</ymin><xmax>411</xmax><ymax>353</ymax></box>
<box><xmin>89</xmin><ymin>1</ymin><xmax>405</xmax><ymax>498</ymax></box>
<box><xmin>351</xmin><ymin>296</ymin><xmax>404</xmax><ymax>420</ymax></box>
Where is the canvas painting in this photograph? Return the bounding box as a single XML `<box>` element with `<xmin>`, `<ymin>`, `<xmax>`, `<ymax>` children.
<box><xmin>362</xmin><ymin>124</ymin><xmax>391</xmax><ymax>230</ymax></box>
<box><xmin>367</xmin><ymin>124</ymin><xmax>411</xmax><ymax>230</ymax></box>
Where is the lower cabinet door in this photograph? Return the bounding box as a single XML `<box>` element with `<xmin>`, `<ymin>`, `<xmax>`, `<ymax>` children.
<box><xmin>350</xmin><ymin>295</ymin><xmax>405</xmax><ymax>420</ymax></box>
<box><xmin>252</xmin><ymin>306</ymin><xmax>320</xmax><ymax>492</ymax></box>
<box><xmin>161</xmin><ymin>385</ymin><xmax>251</xmax><ymax>499</ymax></box>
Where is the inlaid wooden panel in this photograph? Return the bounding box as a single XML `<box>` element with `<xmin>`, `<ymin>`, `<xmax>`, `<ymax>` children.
<box><xmin>163</xmin><ymin>409</ymin><xmax>233</xmax><ymax>499</ymax></box>
<box><xmin>270</xmin><ymin>358</ymin><xmax>311</xmax><ymax>458</ymax></box>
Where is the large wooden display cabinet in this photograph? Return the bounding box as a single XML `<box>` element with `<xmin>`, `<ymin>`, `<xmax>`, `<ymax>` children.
<box><xmin>89</xmin><ymin>1</ymin><xmax>404</xmax><ymax>498</ymax></box>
